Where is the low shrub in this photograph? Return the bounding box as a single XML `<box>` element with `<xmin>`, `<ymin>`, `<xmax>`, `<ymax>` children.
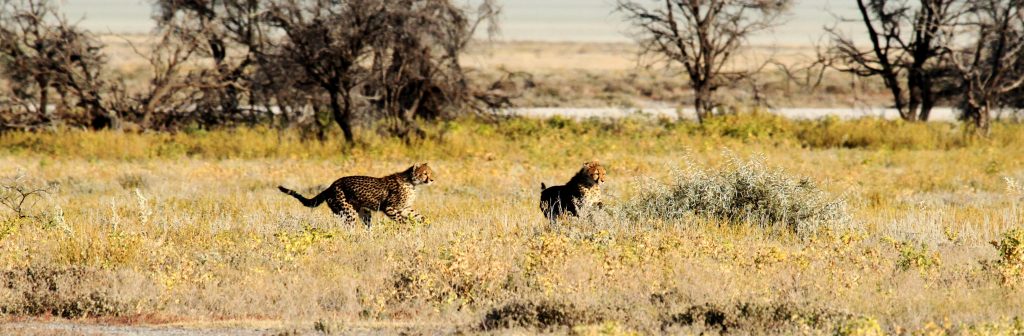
<box><xmin>659</xmin><ymin>301</ymin><xmax>868</xmax><ymax>335</ymax></box>
<box><xmin>987</xmin><ymin>229</ymin><xmax>1024</xmax><ymax>287</ymax></box>
<box><xmin>0</xmin><ymin>266</ymin><xmax>143</xmax><ymax>318</ymax></box>
<box><xmin>479</xmin><ymin>301</ymin><xmax>602</xmax><ymax>331</ymax></box>
<box><xmin>617</xmin><ymin>155</ymin><xmax>850</xmax><ymax>234</ymax></box>
<box><xmin>893</xmin><ymin>241</ymin><xmax>941</xmax><ymax>273</ymax></box>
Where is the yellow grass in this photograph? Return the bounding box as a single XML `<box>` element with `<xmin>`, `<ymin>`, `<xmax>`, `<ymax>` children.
<box><xmin>0</xmin><ymin>116</ymin><xmax>1022</xmax><ymax>334</ymax></box>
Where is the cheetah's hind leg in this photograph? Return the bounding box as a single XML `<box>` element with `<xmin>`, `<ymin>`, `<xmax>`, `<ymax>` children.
<box><xmin>326</xmin><ymin>196</ymin><xmax>359</xmax><ymax>227</ymax></box>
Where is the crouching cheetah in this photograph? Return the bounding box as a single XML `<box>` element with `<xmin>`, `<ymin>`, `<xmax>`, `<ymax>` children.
<box><xmin>540</xmin><ymin>161</ymin><xmax>606</xmax><ymax>221</ymax></box>
<box><xmin>278</xmin><ymin>163</ymin><xmax>434</xmax><ymax>227</ymax></box>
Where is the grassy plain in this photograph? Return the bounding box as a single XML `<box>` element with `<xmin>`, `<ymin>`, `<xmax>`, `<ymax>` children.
<box><xmin>0</xmin><ymin>115</ymin><xmax>1022</xmax><ymax>334</ymax></box>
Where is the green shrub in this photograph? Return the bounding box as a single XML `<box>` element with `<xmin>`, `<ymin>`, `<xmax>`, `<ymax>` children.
<box><xmin>617</xmin><ymin>155</ymin><xmax>850</xmax><ymax>234</ymax></box>
<box><xmin>988</xmin><ymin>229</ymin><xmax>1024</xmax><ymax>287</ymax></box>
<box><xmin>893</xmin><ymin>241</ymin><xmax>941</xmax><ymax>273</ymax></box>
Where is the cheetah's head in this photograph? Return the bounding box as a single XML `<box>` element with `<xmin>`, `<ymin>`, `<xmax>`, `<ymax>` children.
<box><xmin>409</xmin><ymin>163</ymin><xmax>435</xmax><ymax>186</ymax></box>
<box><xmin>580</xmin><ymin>161</ymin><xmax>606</xmax><ymax>185</ymax></box>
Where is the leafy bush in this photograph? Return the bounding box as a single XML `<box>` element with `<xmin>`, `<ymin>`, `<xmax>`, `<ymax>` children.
<box><xmin>893</xmin><ymin>241</ymin><xmax>941</xmax><ymax>273</ymax></box>
<box><xmin>988</xmin><ymin>229</ymin><xmax>1024</xmax><ymax>287</ymax></box>
<box><xmin>617</xmin><ymin>155</ymin><xmax>850</xmax><ymax>234</ymax></box>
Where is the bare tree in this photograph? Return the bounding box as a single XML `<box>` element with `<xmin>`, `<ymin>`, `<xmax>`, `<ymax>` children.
<box><xmin>948</xmin><ymin>0</ymin><xmax>1024</xmax><ymax>133</ymax></box>
<box><xmin>0</xmin><ymin>0</ymin><xmax>115</xmax><ymax>129</ymax></box>
<box><xmin>1</xmin><ymin>0</ymin><xmax>501</xmax><ymax>137</ymax></box>
<box><xmin>262</xmin><ymin>0</ymin><xmax>499</xmax><ymax>143</ymax></box>
<box><xmin>829</xmin><ymin>0</ymin><xmax>959</xmax><ymax>121</ymax></box>
<box><xmin>108</xmin><ymin>30</ymin><xmax>209</xmax><ymax>131</ymax></box>
<box><xmin>617</xmin><ymin>0</ymin><xmax>791</xmax><ymax>123</ymax></box>
<box><xmin>0</xmin><ymin>172</ymin><xmax>55</xmax><ymax>220</ymax></box>
<box><xmin>364</xmin><ymin>0</ymin><xmax>499</xmax><ymax>138</ymax></box>
<box><xmin>263</xmin><ymin>0</ymin><xmax>386</xmax><ymax>143</ymax></box>
<box><xmin>772</xmin><ymin>39</ymin><xmax>834</xmax><ymax>93</ymax></box>
<box><xmin>154</xmin><ymin>0</ymin><xmax>270</xmax><ymax>124</ymax></box>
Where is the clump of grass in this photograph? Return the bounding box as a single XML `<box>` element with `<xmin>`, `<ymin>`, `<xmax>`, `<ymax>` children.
<box><xmin>794</xmin><ymin>116</ymin><xmax>968</xmax><ymax>150</ymax></box>
<box><xmin>617</xmin><ymin>154</ymin><xmax>850</xmax><ymax>234</ymax></box>
<box><xmin>117</xmin><ymin>173</ymin><xmax>148</xmax><ymax>190</ymax></box>
<box><xmin>1008</xmin><ymin>177</ymin><xmax>1023</xmax><ymax>199</ymax></box>
<box><xmin>697</xmin><ymin>110</ymin><xmax>792</xmax><ymax>141</ymax></box>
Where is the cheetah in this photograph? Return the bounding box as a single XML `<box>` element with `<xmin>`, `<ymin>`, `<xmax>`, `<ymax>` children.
<box><xmin>540</xmin><ymin>161</ymin><xmax>606</xmax><ymax>221</ymax></box>
<box><xmin>278</xmin><ymin>163</ymin><xmax>434</xmax><ymax>227</ymax></box>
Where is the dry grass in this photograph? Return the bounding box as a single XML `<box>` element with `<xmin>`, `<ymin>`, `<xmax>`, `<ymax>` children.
<box><xmin>0</xmin><ymin>116</ymin><xmax>1022</xmax><ymax>334</ymax></box>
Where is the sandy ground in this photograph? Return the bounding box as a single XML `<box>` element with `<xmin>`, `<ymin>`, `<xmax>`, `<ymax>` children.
<box><xmin>98</xmin><ymin>35</ymin><xmax>816</xmax><ymax>73</ymax></box>
<box><xmin>462</xmin><ymin>41</ymin><xmax>816</xmax><ymax>72</ymax></box>
<box><xmin>1</xmin><ymin>321</ymin><xmax>265</xmax><ymax>336</ymax></box>
<box><xmin>1</xmin><ymin>320</ymin><xmax>458</xmax><ymax>335</ymax></box>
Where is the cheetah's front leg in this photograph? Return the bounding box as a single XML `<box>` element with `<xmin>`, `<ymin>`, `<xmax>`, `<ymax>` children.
<box><xmin>358</xmin><ymin>209</ymin><xmax>373</xmax><ymax>228</ymax></box>
<box><xmin>383</xmin><ymin>206</ymin><xmax>424</xmax><ymax>224</ymax></box>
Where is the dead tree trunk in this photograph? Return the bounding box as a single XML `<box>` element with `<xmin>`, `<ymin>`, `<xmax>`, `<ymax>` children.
<box><xmin>693</xmin><ymin>82</ymin><xmax>714</xmax><ymax>122</ymax></box>
<box><xmin>328</xmin><ymin>87</ymin><xmax>354</xmax><ymax>143</ymax></box>
<box><xmin>618</xmin><ymin>0</ymin><xmax>791</xmax><ymax>124</ymax></box>
<box><xmin>36</xmin><ymin>78</ymin><xmax>48</xmax><ymax>122</ymax></box>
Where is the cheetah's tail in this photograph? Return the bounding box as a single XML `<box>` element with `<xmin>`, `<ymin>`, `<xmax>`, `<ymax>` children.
<box><xmin>278</xmin><ymin>186</ymin><xmax>330</xmax><ymax>208</ymax></box>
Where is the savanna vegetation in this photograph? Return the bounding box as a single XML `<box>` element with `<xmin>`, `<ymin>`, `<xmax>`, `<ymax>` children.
<box><xmin>2</xmin><ymin>0</ymin><xmax>1024</xmax><ymax>334</ymax></box>
<box><xmin>0</xmin><ymin>115</ymin><xmax>1022</xmax><ymax>334</ymax></box>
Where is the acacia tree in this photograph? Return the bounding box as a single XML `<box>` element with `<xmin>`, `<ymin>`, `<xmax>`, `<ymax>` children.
<box><xmin>829</xmin><ymin>0</ymin><xmax>959</xmax><ymax>121</ymax></box>
<box><xmin>948</xmin><ymin>0</ymin><xmax>1024</xmax><ymax>133</ymax></box>
<box><xmin>617</xmin><ymin>0</ymin><xmax>792</xmax><ymax>123</ymax></box>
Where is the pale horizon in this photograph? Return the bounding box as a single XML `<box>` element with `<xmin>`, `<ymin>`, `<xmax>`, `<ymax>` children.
<box><xmin>58</xmin><ymin>0</ymin><xmax>865</xmax><ymax>45</ymax></box>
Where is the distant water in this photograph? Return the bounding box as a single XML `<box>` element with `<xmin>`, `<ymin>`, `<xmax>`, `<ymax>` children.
<box><xmin>60</xmin><ymin>0</ymin><xmax>862</xmax><ymax>44</ymax></box>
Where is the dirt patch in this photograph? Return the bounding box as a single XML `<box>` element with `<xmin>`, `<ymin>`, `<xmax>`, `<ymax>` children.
<box><xmin>0</xmin><ymin>321</ymin><xmax>266</xmax><ymax>336</ymax></box>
